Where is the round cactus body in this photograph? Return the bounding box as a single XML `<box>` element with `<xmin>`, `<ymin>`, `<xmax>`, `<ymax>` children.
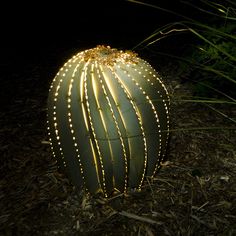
<box><xmin>47</xmin><ymin>45</ymin><xmax>170</xmax><ymax>197</ymax></box>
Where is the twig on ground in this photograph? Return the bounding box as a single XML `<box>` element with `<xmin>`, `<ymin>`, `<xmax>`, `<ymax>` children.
<box><xmin>118</xmin><ymin>211</ymin><xmax>164</xmax><ymax>225</ymax></box>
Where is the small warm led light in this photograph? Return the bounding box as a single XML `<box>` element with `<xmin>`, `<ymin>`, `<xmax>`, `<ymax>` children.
<box><xmin>47</xmin><ymin>45</ymin><xmax>170</xmax><ymax>198</ymax></box>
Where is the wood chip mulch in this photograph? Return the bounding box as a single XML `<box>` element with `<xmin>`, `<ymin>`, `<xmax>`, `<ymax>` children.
<box><xmin>0</xmin><ymin>49</ymin><xmax>235</xmax><ymax>236</ymax></box>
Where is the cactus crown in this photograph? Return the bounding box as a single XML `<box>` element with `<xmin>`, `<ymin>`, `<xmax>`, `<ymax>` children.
<box><xmin>83</xmin><ymin>45</ymin><xmax>138</xmax><ymax>65</ymax></box>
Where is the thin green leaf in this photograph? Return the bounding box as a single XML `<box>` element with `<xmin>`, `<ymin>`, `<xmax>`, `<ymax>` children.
<box><xmin>204</xmin><ymin>104</ymin><xmax>236</xmax><ymax>124</ymax></box>
<box><xmin>189</xmin><ymin>28</ymin><xmax>236</xmax><ymax>62</ymax></box>
<box><xmin>170</xmin><ymin>99</ymin><xmax>235</xmax><ymax>105</ymax></box>
<box><xmin>181</xmin><ymin>0</ymin><xmax>236</xmax><ymax>21</ymax></box>
<box><xmin>168</xmin><ymin>126</ymin><xmax>236</xmax><ymax>132</ymax></box>
<box><xmin>202</xmin><ymin>66</ymin><xmax>236</xmax><ymax>85</ymax></box>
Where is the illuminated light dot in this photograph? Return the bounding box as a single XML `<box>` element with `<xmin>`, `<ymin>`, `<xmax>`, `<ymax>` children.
<box><xmin>56</xmin><ymin>136</ymin><xmax>60</xmax><ymax>140</ymax></box>
<box><xmin>48</xmin><ymin>45</ymin><xmax>170</xmax><ymax>197</ymax></box>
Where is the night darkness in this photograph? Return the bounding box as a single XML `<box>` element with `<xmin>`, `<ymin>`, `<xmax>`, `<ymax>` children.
<box><xmin>1</xmin><ymin>1</ymin><xmax>236</xmax><ymax>235</ymax></box>
<box><xmin>2</xmin><ymin>1</ymin><xmax>186</xmax><ymax>62</ymax></box>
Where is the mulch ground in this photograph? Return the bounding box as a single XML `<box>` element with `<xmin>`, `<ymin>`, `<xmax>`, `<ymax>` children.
<box><xmin>0</xmin><ymin>47</ymin><xmax>236</xmax><ymax>236</ymax></box>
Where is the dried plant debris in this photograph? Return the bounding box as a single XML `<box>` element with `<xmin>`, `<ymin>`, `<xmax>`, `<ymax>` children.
<box><xmin>83</xmin><ymin>45</ymin><xmax>139</xmax><ymax>66</ymax></box>
<box><xmin>0</xmin><ymin>51</ymin><xmax>236</xmax><ymax>236</ymax></box>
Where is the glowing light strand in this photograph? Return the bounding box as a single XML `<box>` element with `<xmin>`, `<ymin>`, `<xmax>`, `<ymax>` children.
<box><xmin>112</xmin><ymin>67</ymin><xmax>148</xmax><ymax>190</ymax></box>
<box><xmin>99</xmin><ymin>63</ymin><xmax>129</xmax><ymax>192</ymax></box>
<box><xmin>84</xmin><ymin>61</ymin><xmax>108</xmax><ymax>197</ymax></box>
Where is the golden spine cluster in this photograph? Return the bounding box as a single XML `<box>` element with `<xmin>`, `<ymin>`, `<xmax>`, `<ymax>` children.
<box><xmin>47</xmin><ymin>45</ymin><xmax>170</xmax><ymax>197</ymax></box>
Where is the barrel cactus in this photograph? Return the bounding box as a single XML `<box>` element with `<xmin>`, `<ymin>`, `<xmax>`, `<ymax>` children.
<box><xmin>47</xmin><ymin>45</ymin><xmax>170</xmax><ymax>198</ymax></box>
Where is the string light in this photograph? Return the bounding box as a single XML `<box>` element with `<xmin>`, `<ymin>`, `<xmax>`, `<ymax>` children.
<box><xmin>47</xmin><ymin>45</ymin><xmax>170</xmax><ymax>198</ymax></box>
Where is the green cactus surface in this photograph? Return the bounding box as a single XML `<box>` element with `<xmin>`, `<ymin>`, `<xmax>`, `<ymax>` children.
<box><xmin>47</xmin><ymin>45</ymin><xmax>170</xmax><ymax>198</ymax></box>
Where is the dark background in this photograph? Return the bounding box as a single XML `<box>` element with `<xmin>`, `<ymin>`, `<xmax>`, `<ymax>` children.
<box><xmin>1</xmin><ymin>0</ymin><xmax>191</xmax><ymax>67</ymax></box>
<box><xmin>1</xmin><ymin>0</ymin><xmax>196</xmax><ymax>117</ymax></box>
